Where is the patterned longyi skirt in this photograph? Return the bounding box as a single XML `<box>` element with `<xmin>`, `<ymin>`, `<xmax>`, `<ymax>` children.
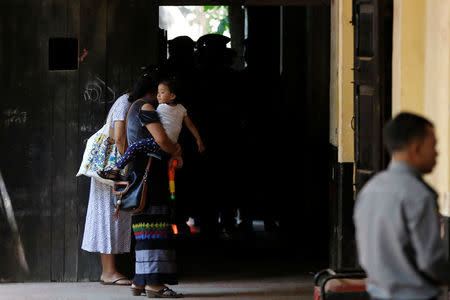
<box><xmin>132</xmin><ymin>206</ymin><xmax>178</xmax><ymax>286</ymax></box>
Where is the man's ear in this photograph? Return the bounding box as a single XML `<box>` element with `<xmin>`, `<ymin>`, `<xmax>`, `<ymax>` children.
<box><xmin>410</xmin><ymin>140</ymin><xmax>422</xmax><ymax>156</ymax></box>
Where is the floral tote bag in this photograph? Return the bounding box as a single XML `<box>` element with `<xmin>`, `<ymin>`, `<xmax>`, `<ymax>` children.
<box><xmin>76</xmin><ymin>116</ymin><xmax>122</xmax><ymax>186</ymax></box>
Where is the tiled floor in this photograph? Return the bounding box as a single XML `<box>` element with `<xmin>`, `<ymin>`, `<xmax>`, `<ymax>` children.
<box><xmin>0</xmin><ymin>276</ymin><xmax>314</xmax><ymax>300</ymax></box>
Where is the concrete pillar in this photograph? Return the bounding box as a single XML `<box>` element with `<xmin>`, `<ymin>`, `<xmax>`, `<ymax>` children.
<box><xmin>424</xmin><ymin>0</ymin><xmax>450</xmax><ymax>216</ymax></box>
<box><xmin>330</xmin><ymin>0</ymin><xmax>354</xmax><ymax>163</ymax></box>
<box><xmin>392</xmin><ymin>0</ymin><xmax>426</xmax><ymax>115</ymax></box>
<box><xmin>392</xmin><ymin>0</ymin><xmax>450</xmax><ymax>215</ymax></box>
<box><xmin>329</xmin><ymin>0</ymin><xmax>355</xmax><ymax>269</ymax></box>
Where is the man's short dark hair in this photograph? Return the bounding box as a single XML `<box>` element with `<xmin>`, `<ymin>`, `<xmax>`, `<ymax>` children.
<box><xmin>383</xmin><ymin>112</ymin><xmax>433</xmax><ymax>153</ymax></box>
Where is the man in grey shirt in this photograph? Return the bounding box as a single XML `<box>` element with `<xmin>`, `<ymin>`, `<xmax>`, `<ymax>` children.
<box><xmin>354</xmin><ymin>112</ymin><xmax>450</xmax><ymax>300</ymax></box>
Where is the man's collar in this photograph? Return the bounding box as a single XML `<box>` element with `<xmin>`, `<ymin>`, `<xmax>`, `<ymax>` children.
<box><xmin>389</xmin><ymin>160</ymin><xmax>438</xmax><ymax>198</ymax></box>
<box><xmin>388</xmin><ymin>160</ymin><xmax>422</xmax><ymax>178</ymax></box>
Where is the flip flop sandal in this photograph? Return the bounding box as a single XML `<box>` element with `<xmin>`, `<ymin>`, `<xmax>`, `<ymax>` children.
<box><xmin>145</xmin><ymin>287</ymin><xmax>183</xmax><ymax>298</ymax></box>
<box><xmin>131</xmin><ymin>286</ymin><xmax>145</xmax><ymax>296</ymax></box>
<box><xmin>100</xmin><ymin>277</ymin><xmax>131</xmax><ymax>286</ymax></box>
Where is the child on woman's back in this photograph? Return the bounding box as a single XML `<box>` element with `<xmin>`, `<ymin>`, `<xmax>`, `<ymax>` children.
<box><xmin>98</xmin><ymin>79</ymin><xmax>205</xmax><ymax>180</ymax></box>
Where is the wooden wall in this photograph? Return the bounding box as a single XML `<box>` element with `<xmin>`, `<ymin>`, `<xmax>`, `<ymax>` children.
<box><xmin>0</xmin><ymin>0</ymin><xmax>158</xmax><ymax>282</ymax></box>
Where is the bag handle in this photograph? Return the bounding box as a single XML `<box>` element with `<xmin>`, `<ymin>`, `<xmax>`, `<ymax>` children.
<box><xmin>112</xmin><ymin>181</ymin><xmax>130</xmax><ymax>195</ymax></box>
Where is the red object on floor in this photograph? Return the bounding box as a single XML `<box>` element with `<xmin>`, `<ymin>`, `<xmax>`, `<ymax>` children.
<box><xmin>314</xmin><ymin>280</ymin><xmax>367</xmax><ymax>300</ymax></box>
<box><xmin>313</xmin><ymin>269</ymin><xmax>368</xmax><ymax>300</ymax></box>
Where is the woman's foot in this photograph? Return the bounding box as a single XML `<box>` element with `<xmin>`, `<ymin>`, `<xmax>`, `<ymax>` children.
<box><xmin>100</xmin><ymin>272</ymin><xmax>131</xmax><ymax>285</ymax></box>
<box><xmin>131</xmin><ymin>284</ymin><xmax>145</xmax><ymax>296</ymax></box>
<box><xmin>97</xmin><ymin>168</ymin><xmax>125</xmax><ymax>181</ymax></box>
<box><xmin>145</xmin><ymin>285</ymin><xmax>183</xmax><ymax>298</ymax></box>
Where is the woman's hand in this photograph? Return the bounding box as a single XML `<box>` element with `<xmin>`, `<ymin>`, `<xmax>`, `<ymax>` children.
<box><xmin>169</xmin><ymin>156</ymin><xmax>183</xmax><ymax>169</ymax></box>
<box><xmin>170</xmin><ymin>144</ymin><xmax>183</xmax><ymax>168</ymax></box>
<box><xmin>174</xmin><ymin>143</ymin><xmax>182</xmax><ymax>157</ymax></box>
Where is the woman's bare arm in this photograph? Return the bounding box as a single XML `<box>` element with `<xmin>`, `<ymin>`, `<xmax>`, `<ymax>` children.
<box><xmin>142</xmin><ymin>103</ymin><xmax>181</xmax><ymax>158</ymax></box>
<box><xmin>113</xmin><ymin>121</ymin><xmax>127</xmax><ymax>156</ymax></box>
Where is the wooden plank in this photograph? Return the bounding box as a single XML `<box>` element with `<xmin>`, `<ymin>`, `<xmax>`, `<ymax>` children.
<box><xmin>0</xmin><ymin>0</ymin><xmax>16</xmax><ymax>282</ymax></box>
<box><xmin>44</xmin><ymin>0</ymin><xmax>70</xmax><ymax>282</ymax></box>
<box><xmin>106</xmin><ymin>0</ymin><xmax>159</xmax><ymax>96</ymax></box>
<box><xmin>76</xmin><ymin>0</ymin><xmax>108</xmax><ymax>281</ymax></box>
<box><xmin>131</xmin><ymin>0</ymin><xmax>160</xmax><ymax>71</ymax></box>
<box><xmin>107</xmin><ymin>0</ymin><xmax>138</xmax><ymax>96</ymax></box>
<box><xmin>0</xmin><ymin>0</ymin><xmax>54</xmax><ymax>281</ymax></box>
<box><xmin>104</xmin><ymin>0</ymin><xmax>160</xmax><ymax>278</ymax></box>
<box><xmin>354</xmin><ymin>0</ymin><xmax>393</xmax><ymax>191</ymax></box>
<box><xmin>27</xmin><ymin>0</ymin><xmax>54</xmax><ymax>279</ymax></box>
<box><xmin>0</xmin><ymin>170</ymin><xmax>29</xmax><ymax>277</ymax></box>
<box><xmin>64</xmin><ymin>0</ymin><xmax>81</xmax><ymax>282</ymax></box>
<box><xmin>105</xmin><ymin>0</ymin><xmax>138</xmax><ymax>279</ymax></box>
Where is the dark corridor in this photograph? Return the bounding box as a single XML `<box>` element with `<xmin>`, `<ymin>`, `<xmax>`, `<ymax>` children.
<box><xmin>238</xmin><ymin>5</ymin><xmax>331</xmax><ymax>256</ymax></box>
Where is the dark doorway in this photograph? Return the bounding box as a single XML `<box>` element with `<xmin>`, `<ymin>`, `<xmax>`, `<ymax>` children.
<box><xmin>153</xmin><ymin>4</ymin><xmax>332</xmax><ymax>279</ymax></box>
<box><xmin>243</xmin><ymin>5</ymin><xmax>331</xmax><ymax>258</ymax></box>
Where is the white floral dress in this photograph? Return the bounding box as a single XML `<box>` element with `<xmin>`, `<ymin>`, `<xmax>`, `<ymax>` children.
<box><xmin>81</xmin><ymin>94</ymin><xmax>132</xmax><ymax>254</ymax></box>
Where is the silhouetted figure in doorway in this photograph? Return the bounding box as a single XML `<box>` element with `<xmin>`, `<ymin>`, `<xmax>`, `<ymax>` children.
<box><xmin>189</xmin><ymin>34</ymin><xmax>241</xmax><ymax>236</ymax></box>
<box><xmin>237</xmin><ymin>38</ymin><xmax>281</xmax><ymax>233</ymax></box>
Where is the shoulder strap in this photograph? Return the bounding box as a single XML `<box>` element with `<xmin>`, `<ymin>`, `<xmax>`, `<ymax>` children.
<box><xmin>124</xmin><ymin>99</ymin><xmax>147</xmax><ymax>151</ymax></box>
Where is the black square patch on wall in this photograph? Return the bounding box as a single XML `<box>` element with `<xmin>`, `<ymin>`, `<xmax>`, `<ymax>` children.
<box><xmin>49</xmin><ymin>38</ymin><xmax>78</xmax><ymax>70</ymax></box>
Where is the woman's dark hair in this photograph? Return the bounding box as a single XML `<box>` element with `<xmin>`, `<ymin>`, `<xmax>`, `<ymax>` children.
<box><xmin>159</xmin><ymin>79</ymin><xmax>178</xmax><ymax>96</ymax></box>
<box><xmin>383</xmin><ymin>112</ymin><xmax>433</xmax><ymax>154</ymax></box>
<box><xmin>128</xmin><ymin>70</ymin><xmax>159</xmax><ymax>103</ymax></box>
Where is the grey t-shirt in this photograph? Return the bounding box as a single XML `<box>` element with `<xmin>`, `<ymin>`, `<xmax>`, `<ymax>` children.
<box><xmin>354</xmin><ymin>161</ymin><xmax>450</xmax><ymax>299</ymax></box>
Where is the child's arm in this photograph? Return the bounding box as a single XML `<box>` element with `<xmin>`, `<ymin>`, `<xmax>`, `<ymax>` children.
<box><xmin>183</xmin><ymin>115</ymin><xmax>205</xmax><ymax>153</ymax></box>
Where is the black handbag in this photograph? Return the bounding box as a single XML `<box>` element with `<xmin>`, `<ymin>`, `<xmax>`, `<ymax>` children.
<box><xmin>112</xmin><ymin>157</ymin><xmax>152</xmax><ymax>220</ymax></box>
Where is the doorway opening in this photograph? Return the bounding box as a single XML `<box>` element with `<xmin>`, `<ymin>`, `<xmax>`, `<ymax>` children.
<box><xmin>155</xmin><ymin>4</ymin><xmax>331</xmax><ymax>265</ymax></box>
<box><xmin>159</xmin><ymin>6</ymin><xmax>230</xmax><ymax>42</ymax></box>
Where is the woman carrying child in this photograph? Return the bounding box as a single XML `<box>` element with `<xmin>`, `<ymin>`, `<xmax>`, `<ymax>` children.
<box><xmin>98</xmin><ymin>79</ymin><xmax>204</xmax><ymax>180</ymax></box>
<box><xmin>119</xmin><ymin>73</ymin><xmax>184</xmax><ymax>298</ymax></box>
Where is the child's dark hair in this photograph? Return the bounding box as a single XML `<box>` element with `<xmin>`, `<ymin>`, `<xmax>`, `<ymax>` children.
<box><xmin>159</xmin><ymin>79</ymin><xmax>178</xmax><ymax>96</ymax></box>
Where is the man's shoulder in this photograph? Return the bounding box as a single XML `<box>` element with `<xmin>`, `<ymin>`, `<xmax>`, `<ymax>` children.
<box><xmin>360</xmin><ymin>170</ymin><xmax>391</xmax><ymax>190</ymax></box>
<box><xmin>359</xmin><ymin>168</ymin><xmax>431</xmax><ymax>201</ymax></box>
<box><xmin>355</xmin><ymin>170</ymin><xmax>405</xmax><ymax>219</ymax></box>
